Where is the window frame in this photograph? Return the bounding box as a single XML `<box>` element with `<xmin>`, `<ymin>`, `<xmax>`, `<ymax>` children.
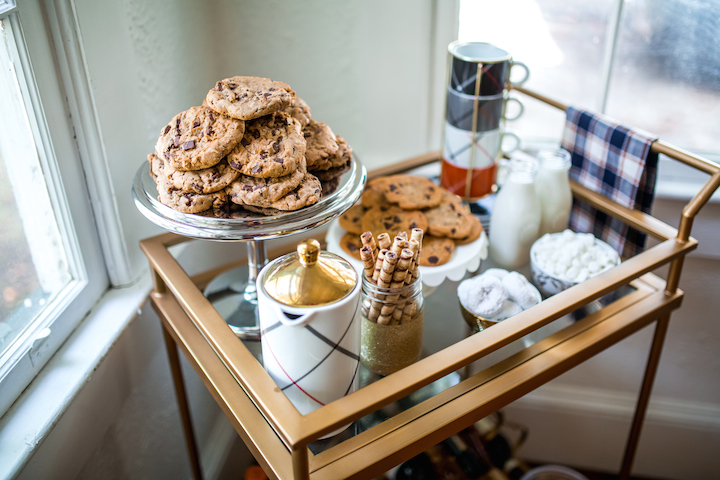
<box><xmin>0</xmin><ymin>0</ymin><xmax>108</xmax><ymax>418</ymax></box>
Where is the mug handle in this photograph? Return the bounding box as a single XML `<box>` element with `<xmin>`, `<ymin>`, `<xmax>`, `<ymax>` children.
<box><xmin>509</xmin><ymin>60</ymin><xmax>530</xmax><ymax>87</ymax></box>
<box><xmin>501</xmin><ymin>130</ymin><xmax>521</xmax><ymax>154</ymax></box>
<box><xmin>504</xmin><ymin>95</ymin><xmax>524</xmax><ymax>121</ymax></box>
<box><xmin>274</xmin><ymin>303</ymin><xmax>318</xmax><ymax>327</ymax></box>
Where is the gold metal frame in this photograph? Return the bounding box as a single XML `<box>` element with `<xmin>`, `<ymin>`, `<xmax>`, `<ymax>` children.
<box><xmin>141</xmin><ymin>87</ymin><xmax>720</xmax><ymax>480</ymax></box>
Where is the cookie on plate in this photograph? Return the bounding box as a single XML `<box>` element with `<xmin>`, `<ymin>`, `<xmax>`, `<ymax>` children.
<box><xmin>424</xmin><ymin>191</ymin><xmax>474</xmax><ymax>239</ymax></box>
<box><xmin>340</xmin><ymin>232</ymin><xmax>363</xmax><ymax>260</ymax></box>
<box><xmin>382</xmin><ymin>175</ymin><xmax>442</xmax><ymax>210</ymax></box>
<box><xmin>205</xmin><ymin>76</ymin><xmax>294</xmax><ymax>121</ymax></box>
<box><xmin>454</xmin><ymin>213</ymin><xmax>483</xmax><ymax>245</ymax></box>
<box><xmin>339</xmin><ymin>204</ymin><xmax>367</xmax><ymax>235</ymax></box>
<box><xmin>155</xmin><ymin>106</ymin><xmax>245</xmax><ymax>171</ymax></box>
<box><xmin>361</xmin><ymin>205</ymin><xmax>428</xmax><ymax>239</ymax></box>
<box><xmin>148</xmin><ymin>153</ymin><xmax>164</xmax><ymax>180</ymax></box>
<box><xmin>310</xmin><ymin>134</ymin><xmax>351</xmax><ymax>172</ymax></box>
<box><xmin>321</xmin><ymin>176</ymin><xmax>340</xmax><ymax>197</ymax></box>
<box><xmin>283</xmin><ymin>96</ymin><xmax>312</xmax><ymax>128</ymax></box>
<box><xmin>237</xmin><ymin>173</ymin><xmax>321</xmax><ymax>214</ymax></box>
<box><xmin>156</xmin><ymin>175</ymin><xmax>229</xmax><ymax>214</ymax></box>
<box><xmin>418</xmin><ymin>235</ymin><xmax>455</xmax><ymax>266</ymax></box>
<box><xmin>164</xmin><ymin>158</ymin><xmax>240</xmax><ymax>194</ymax></box>
<box><xmin>227</xmin><ymin>112</ymin><xmax>305</xmax><ymax>178</ymax></box>
<box><xmin>361</xmin><ymin>177</ymin><xmax>390</xmax><ymax>208</ymax></box>
<box><xmin>226</xmin><ymin>157</ymin><xmax>307</xmax><ymax>205</ymax></box>
<box><xmin>303</xmin><ymin>119</ymin><xmax>339</xmax><ymax>170</ymax></box>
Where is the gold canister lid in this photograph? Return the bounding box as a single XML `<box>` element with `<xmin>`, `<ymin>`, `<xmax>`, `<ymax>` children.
<box><xmin>262</xmin><ymin>239</ymin><xmax>357</xmax><ymax>307</ymax></box>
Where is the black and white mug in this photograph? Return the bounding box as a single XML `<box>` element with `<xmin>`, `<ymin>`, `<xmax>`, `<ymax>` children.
<box><xmin>448</xmin><ymin>41</ymin><xmax>529</xmax><ymax>97</ymax></box>
<box><xmin>446</xmin><ymin>89</ymin><xmax>524</xmax><ymax>132</ymax></box>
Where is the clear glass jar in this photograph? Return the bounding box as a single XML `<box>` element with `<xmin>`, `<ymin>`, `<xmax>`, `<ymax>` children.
<box><xmin>489</xmin><ymin>158</ymin><xmax>541</xmax><ymax>268</ymax></box>
<box><xmin>360</xmin><ymin>274</ymin><xmax>424</xmax><ymax>376</ymax></box>
<box><xmin>536</xmin><ymin>149</ymin><xmax>572</xmax><ymax>236</ymax></box>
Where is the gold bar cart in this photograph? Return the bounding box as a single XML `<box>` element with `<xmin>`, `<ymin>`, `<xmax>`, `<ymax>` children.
<box><xmin>140</xmin><ymin>88</ymin><xmax>720</xmax><ymax>480</ymax></box>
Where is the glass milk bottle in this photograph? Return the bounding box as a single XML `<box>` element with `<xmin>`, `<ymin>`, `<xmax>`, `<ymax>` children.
<box><xmin>489</xmin><ymin>158</ymin><xmax>540</xmax><ymax>268</ymax></box>
<box><xmin>536</xmin><ymin>149</ymin><xmax>573</xmax><ymax>236</ymax></box>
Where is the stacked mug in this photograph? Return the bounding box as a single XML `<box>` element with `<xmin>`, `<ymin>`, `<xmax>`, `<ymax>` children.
<box><xmin>440</xmin><ymin>42</ymin><xmax>529</xmax><ymax>200</ymax></box>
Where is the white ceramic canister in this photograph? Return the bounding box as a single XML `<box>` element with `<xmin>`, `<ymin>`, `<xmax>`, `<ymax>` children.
<box><xmin>535</xmin><ymin>149</ymin><xmax>572</xmax><ymax>236</ymax></box>
<box><xmin>489</xmin><ymin>157</ymin><xmax>541</xmax><ymax>268</ymax></box>
<box><xmin>256</xmin><ymin>239</ymin><xmax>361</xmax><ymax>418</ymax></box>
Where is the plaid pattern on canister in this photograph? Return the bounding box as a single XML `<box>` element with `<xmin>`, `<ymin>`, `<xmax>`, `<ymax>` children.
<box><xmin>561</xmin><ymin>107</ymin><xmax>658</xmax><ymax>258</ymax></box>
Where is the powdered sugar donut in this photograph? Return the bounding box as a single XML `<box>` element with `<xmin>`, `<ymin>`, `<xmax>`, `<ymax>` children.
<box><xmin>502</xmin><ymin>271</ymin><xmax>539</xmax><ymax>310</ymax></box>
<box><xmin>458</xmin><ymin>274</ymin><xmax>507</xmax><ymax>318</ymax></box>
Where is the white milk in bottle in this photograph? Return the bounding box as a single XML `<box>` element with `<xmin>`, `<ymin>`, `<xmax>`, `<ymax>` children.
<box><xmin>489</xmin><ymin>157</ymin><xmax>541</xmax><ymax>268</ymax></box>
<box><xmin>536</xmin><ymin>149</ymin><xmax>572</xmax><ymax>236</ymax></box>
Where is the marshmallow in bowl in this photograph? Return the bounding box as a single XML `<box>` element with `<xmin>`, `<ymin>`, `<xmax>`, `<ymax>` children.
<box><xmin>532</xmin><ymin>230</ymin><xmax>619</xmax><ymax>283</ymax></box>
<box><xmin>502</xmin><ymin>271</ymin><xmax>539</xmax><ymax>309</ymax></box>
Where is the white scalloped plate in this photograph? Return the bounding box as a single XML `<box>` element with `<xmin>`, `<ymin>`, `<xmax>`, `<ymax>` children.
<box><xmin>325</xmin><ymin>219</ymin><xmax>488</xmax><ymax>287</ymax></box>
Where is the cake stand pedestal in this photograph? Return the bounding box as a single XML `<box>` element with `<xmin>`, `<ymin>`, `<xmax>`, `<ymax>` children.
<box><xmin>132</xmin><ymin>159</ymin><xmax>366</xmax><ymax>339</ymax></box>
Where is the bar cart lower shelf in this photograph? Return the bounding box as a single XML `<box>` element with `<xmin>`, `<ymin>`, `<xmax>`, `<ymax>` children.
<box><xmin>139</xmin><ymin>88</ymin><xmax>720</xmax><ymax>480</ymax></box>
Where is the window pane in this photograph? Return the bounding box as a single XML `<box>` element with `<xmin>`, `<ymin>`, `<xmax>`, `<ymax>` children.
<box><xmin>607</xmin><ymin>0</ymin><xmax>720</xmax><ymax>154</ymax></box>
<box><xmin>0</xmin><ymin>18</ymin><xmax>72</xmax><ymax>358</ymax></box>
<box><xmin>458</xmin><ymin>0</ymin><xmax>615</xmax><ymax>142</ymax></box>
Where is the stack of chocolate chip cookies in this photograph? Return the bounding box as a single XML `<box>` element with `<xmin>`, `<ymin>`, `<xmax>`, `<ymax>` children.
<box><xmin>148</xmin><ymin>76</ymin><xmax>352</xmax><ymax>215</ymax></box>
<box><xmin>339</xmin><ymin>175</ymin><xmax>483</xmax><ymax>266</ymax></box>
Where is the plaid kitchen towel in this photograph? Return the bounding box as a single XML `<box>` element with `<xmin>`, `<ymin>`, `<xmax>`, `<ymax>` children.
<box><xmin>561</xmin><ymin>107</ymin><xmax>659</xmax><ymax>258</ymax></box>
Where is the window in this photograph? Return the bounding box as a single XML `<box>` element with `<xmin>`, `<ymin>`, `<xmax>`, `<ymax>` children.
<box><xmin>0</xmin><ymin>0</ymin><xmax>108</xmax><ymax>417</ymax></box>
<box><xmin>459</xmin><ymin>0</ymin><xmax>720</xmax><ymax>190</ymax></box>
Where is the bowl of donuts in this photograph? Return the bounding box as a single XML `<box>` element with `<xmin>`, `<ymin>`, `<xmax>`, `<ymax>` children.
<box><xmin>530</xmin><ymin>230</ymin><xmax>621</xmax><ymax>297</ymax></box>
<box><xmin>458</xmin><ymin>269</ymin><xmax>541</xmax><ymax>331</ymax></box>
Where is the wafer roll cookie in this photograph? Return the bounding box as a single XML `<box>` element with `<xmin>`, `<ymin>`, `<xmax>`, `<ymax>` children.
<box><xmin>369</xmin><ymin>251</ymin><xmax>398</xmax><ymax>323</ymax></box>
<box><xmin>359</xmin><ymin>245</ymin><xmax>375</xmax><ymax>280</ymax></box>
<box><xmin>400</xmin><ymin>299</ymin><xmax>417</xmax><ymax>324</ymax></box>
<box><xmin>378</xmin><ymin>249</ymin><xmax>413</xmax><ymax>324</ymax></box>
<box><xmin>397</xmin><ymin>231</ymin><xmax>408</xmax><ymax>241</ymax></box>
<box><xmin>404</xmin><ymin>239</ymin><xmax>421</xmax><ymax>286</ymax></box>
<box><xmin>372</xmin><ymin>249</ymin><xmax>388</xmax><ymax>283</ymax></box>
<box><xmin>410</xmin><ymin>228</ymin><xmax>424</xmax><ymax>248</ymax></box>
<box><xmin>360</xmin><ymin>231</ymin><xmax>377</xmax><ymax>264</ymax></box>
<box><xmin>377</xmin><ymin>233</ymin><xmax>391</xmax><ymax>250</ymax></box>
<box><xmin>390</xmin><ymin>236</ymin><xmax>405</xmax><ymax>257</ymax></box>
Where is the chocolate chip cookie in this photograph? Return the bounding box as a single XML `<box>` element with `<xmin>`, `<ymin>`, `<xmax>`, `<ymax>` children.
<box><xmin>238</xmin><ymin>172</ymin><xmax>321</xmax><ymax>213</ymax></box>
<box><xmin>339</xmin><ymin>204</ymin><xmax>367</xmax><ymax>235</ymax></box>
<box><xmin>163</xmin><ymin>158</ymin><xmax>240</xmax><ymax>194</ymax></box>
<box><xmin>226</xmin><ymin>157</ymin><xmax>307</xmax><ymax>205</ymax></box>
<box><xmin>361</xmin><ymin>177</ymin><xmax>390</xmax><ymax>208</ymax></box>
<box><xmin>156</xmin><ymin>106</ymin><xmax>244</xmax><ymax>171</ymax></box>
<box><xmin>418</xmin><ymin>235</ymin><xmax>455</xmax><ymax>266</ymax></box>
<box><xmin>382</xmin><ymin>175</ymin><xmax>442</xmax><ymax>210</ymax></box>
<box><xmin>148</xmin><ymin>153</ymin><xmax>164</xmax><ymax>180</ymax></box>
<box><xmin>321</xmin><ymin>176</ymin><xmax>340</xmax><ymax>197</ymax></box>
<box><xmin>424</xmin><ymin>192</ymin><xmax>473</xmax><ymax>239</ymax></box>
<box><xmin>283</xmin><ymin>96</ymin><xmax>312</xmax><ymax>128</ymax></box>
<box><xmin>310</xmin><ymin>134</ymin><xmax>351</xmax><ymax>171</ymax></box>
<box><xmin>156</xmin><ymin>175</ymin><xmax>229</xmax><ymax>214</ymax></box>
<box><xmin>340</xmin><ymin>232</ymin><xmax>363</xmax><ymax>260</ymax></box>
<box><xmin>454</xmin><ymin>213</ymin><xmax>483</xmax><ymax>245</ymax></box>
<box><xmin>303</xmin><ymin>119</ymin><xmax>339</xmax><ymax>169</ymax></box>
<box><xmin>361</xmin><ymin>205</ymin><xmax>428</xmax><ymax>239</ymax></box>
<box><xmin>227</xmin><ymin>111</ymin><xmax>305</xmax><ymax>178</ymax></box>
<box><xmin>205</xmin><ymin>76</ymin><xmax>294</xmax><ymax>121</ymax></box>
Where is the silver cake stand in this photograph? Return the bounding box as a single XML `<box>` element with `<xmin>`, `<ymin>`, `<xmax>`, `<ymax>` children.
<box><xmin>132</xmin><ymin>158</ymin><xmax>366</xmax><ymax>339</ymax></box>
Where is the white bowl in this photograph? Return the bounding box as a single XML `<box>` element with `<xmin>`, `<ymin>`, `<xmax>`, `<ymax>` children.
<box><xmin>530</xmin><ymin>233</ymin><xmax>620</xmax><ymax>297</ymax></box>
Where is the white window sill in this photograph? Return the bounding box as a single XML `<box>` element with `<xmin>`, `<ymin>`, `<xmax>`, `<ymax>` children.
<box><xmin>0</xmin><ymin>271</ymin><xmax>152</xmax><ymax>479</ymax></box>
